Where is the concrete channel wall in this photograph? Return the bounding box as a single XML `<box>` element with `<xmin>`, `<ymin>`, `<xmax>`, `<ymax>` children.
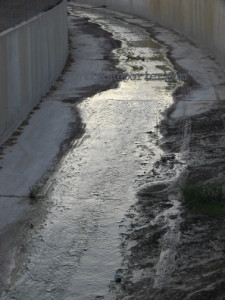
<box><xmin>0</xmin><ymin>0</ymin><xmax>68</xmax><ymax>144</ymax></box>
<box><xmin>79</xmin><ymin>0</ymin><xmax>225</xmax><ymax>67</ymax></box>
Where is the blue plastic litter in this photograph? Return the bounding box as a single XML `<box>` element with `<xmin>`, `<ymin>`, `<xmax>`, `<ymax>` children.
<box><xmin>114</xmin><ymin>274</ymin><xmax>122</xmax><ymax>283</ymax></box>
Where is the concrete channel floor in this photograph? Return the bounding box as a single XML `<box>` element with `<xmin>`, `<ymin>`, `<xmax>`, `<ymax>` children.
<box><xmin>1</xmin><ymin>2</ymin><xmax>225</xmax><ymax>299</ymax></box>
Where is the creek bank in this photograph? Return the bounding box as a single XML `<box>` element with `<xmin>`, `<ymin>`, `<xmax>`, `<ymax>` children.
<box><xmin>117</xmin><ymin>104</ymin><xmax>225</xmax><ymax>299</ymax></box>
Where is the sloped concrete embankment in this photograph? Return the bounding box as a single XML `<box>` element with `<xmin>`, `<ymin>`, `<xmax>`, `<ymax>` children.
<box><xmin>0</xmin><ymin>0</ymin><xmax>68</xmax><ymax>144</ymax></box>
<box><xmin>76</xmin><ymin>0</ymin><xmax>225</xmax><ymax>69</ymax></box>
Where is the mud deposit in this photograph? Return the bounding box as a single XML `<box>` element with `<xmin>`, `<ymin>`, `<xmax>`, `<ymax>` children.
<box><xmin>116</xmin><ymin>103</ymin><xmax>225</xmax><ymax>299</ymax></box>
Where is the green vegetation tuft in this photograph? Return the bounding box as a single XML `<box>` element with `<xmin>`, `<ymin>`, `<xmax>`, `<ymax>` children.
<box><xmin>126</xmin><ymin>55</ymin><xmax>142</xmax><ymax>61</ymax></box>
<box><xmin>181</xmin><ymin>182</ymin><xmax>225</xmax><ymax>216</ymax></box>
<box><xmin>132</xmin><ymin>65</ymin><xmax>144</xmax><ymax>71</ymax></box>
<box><xmin>29</xmin><ymin>185</ymin><xmax>40</xmax><ymax>201</ymax></box>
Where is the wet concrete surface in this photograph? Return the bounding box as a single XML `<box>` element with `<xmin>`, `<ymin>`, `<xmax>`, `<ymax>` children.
<box><xmin>1</xmin><ymin>2</ymin><xmax>225</xmax><ymax>300</ymax></box>
<box><xmin>0</xmin><ymin>8</ymin><xmax>122</xmax><ymax>296</ymax></box>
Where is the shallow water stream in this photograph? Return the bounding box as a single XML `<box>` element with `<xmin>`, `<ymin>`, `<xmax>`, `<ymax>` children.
<box><xmin>2</xmin><ymin>5</ymin><xmax>179</xmax><ymax>299</ymax></box>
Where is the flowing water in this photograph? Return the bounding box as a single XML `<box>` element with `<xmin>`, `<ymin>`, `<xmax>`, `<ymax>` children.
<box><xmin>2</xmin><ymin>5</ymin><xmax>179</xmax><ymax>299</ymax></box>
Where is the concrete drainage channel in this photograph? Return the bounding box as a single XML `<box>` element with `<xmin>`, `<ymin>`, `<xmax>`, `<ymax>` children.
<box><xmin>1</xmin><ymin>2</ymin><xmax>225</xmax><ymax>300</ymax></box>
